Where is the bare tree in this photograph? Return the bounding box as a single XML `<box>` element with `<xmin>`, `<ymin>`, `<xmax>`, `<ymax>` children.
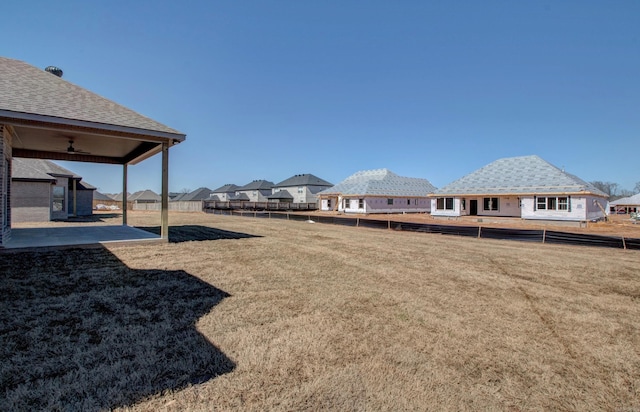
<box><xmin>590</xmin><ymin>181</ymin><xmax>619</xmax><ymax>197</ymax></box>
<box><xmin>635</xmin><ymin>181</ymin><xmax>640</xmax><ymax>194</ymax></box>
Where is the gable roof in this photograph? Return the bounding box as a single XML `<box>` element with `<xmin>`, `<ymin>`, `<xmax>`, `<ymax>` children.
<box><xmin>93</xmin><ymin>191</ymin><xmax>113</xmax><ymax>201</ymax></box>
<box><xmin>274</xmin><ymin>174</ymin><xmax>332</xmax><ymax>188</ymax></box>
<box><xmin>130</xmin><ymin>190</ymin><xmax>161</xmax><ymax>202</ymax></box>
<box><xmin>268</xmin><ymin>190</ymin><xmax>294</xmax><ymax>200</ymax></box>
<box><xmin>230</xmin><ymin>193</ymin><xmax>250</xmax><ymax>201</ymax></box>
<box><xmin>434</xmin><ymin>155</ymin><xmax>608</xmax><ymax>197</ymax></box>
<box><xmin>610</xmin><ymin>193</ymin><xmax>640</xmax><ymax>206</ymax></box>
<box><xmin>0</xmin><ymin>57</ymin><xmax>182</xmax><ymax>137</ymax></box>
<box><xmin>237</xmin><ymin>180</ymin><xmax>274</xmax><ymax>191</ymax></box>
<box><xmin>319</xmin><ymin>169</ymin><xmax>436</xmax><ymax>197</ymax></box>
<box><xmin>12</xmin><ymin>158</ymin><xmax>81</xmax><ymax>181</ymax></box>
<box><xmin>212</xmin><ymin>184</ymin><xmax>240</xmax><ymax>193</ymax></box>
<box><xmin>178</xmin><ymin>187</ymin><xmax>214</xmax><ymax>201</ymax></box>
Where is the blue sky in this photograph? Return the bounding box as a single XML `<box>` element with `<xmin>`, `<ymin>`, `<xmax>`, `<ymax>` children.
<box><xmin>3</xmin><ymin>1</ymin><xmax>639</xmax><ymax>194</ymax></box>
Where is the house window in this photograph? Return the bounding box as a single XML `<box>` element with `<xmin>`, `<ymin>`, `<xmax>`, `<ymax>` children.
<box><xmin>327</xmin><ymin>199</ymin><xmax>332</xmax><ymax>209</ymax></box>
<box><xmin>537</xmin><ymin>196</ymin><xmax>569</xmax><ymax>211</ymax></box>
<box><xmin>407</xmin><ymin>199</ymin><xmax>411</xmax><ymax>205</ymax></box>
<box><xmin>297</xmin><ymin>187</ymin><xmax>304</xmax><ymax>193</ymax></box>
<box><xmin>537</xmin><ymin>197</ymin><xmax>547</xmax><ymax>210</ymax></box>
<box><xmin>547</xmin><ymin>197</ymin><xmax>557</xmax><ymax>210</ymax></box>
<box><xmin>344</xmin><ymin>198</ymin><xmax>350</xmax><ymax>208</ymax></box>
<box><xmin>359</xmin><ymin>199</ymin><xmax>364</xmax><ymax>209</ymax></box>
<box><xmin>445</xmin><ymin>198</ymin><xmax>454</xmax><ymax>210</ymax></box>
<box><xmin>52</xmin><ymin>186</ymin><xmax>65</xmax><ymax>212</ymax></box>
<box><xmin>387</xmin><ymin>199</ymin><xmax>393</xmax><ymax>205</ymax></box>
<box><xmin>461</xmin><ymin>198</ymin><xmax>466</xmax><ymax>210</ymax></box>
<box><xmin>483</xmin><ymin>197</ymin><xmax>499</xmax><ymax>211</ymax></box>
<box><xmin>436</xmin><ymin>197</ymin><xmax>454</xmax><ymax>210</ymax></box>
<box><xmin>558</xmin><ymin>197</ymin><xmax>568</xmax><ymax>210</ymax></box>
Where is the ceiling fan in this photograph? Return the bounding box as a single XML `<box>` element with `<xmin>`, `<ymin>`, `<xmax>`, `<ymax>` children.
<box><xmin>63</xmin><ymin>139</ymin><xmax>90</xmax><ymax>155</ymax></box>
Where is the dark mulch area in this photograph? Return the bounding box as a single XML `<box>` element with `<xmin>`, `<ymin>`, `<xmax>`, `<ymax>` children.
<box><xmin>0</xmin><ymin>247</ymin><xmax>234</xmax><ymax>411</ymax></box>
<box><xmin>136</xmin><ymin>225</ymin><xmax>261</xmax><ymax>243</ymax></box>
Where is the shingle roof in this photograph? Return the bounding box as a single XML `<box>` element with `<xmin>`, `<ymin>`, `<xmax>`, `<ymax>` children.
<box><xmin>238</xmin><ymin>180</ymin><xmax>274</xmax><ymax>191</ymax></box>
<box><xmin>319</xmin><ymin>169</ymin><xmax>436</xmax><ymax>197</ymax></box>
<box><xmin>179</xmin><ymin>187</ymin><xmax>214</xmax><ymax>201</ymax></box>
<box><xmin>212</xmin><ymin>184</ymin><xmax>240</xmax><ymax>193</ymax></box>
<box><xmin>610</xmin><ymin>193</ymin><xmax>640</xmax><ymax>206</ymax></box>
<box><xmin>434</xmin><ymin>155</ymin><xmax>608</xmax><ymax>197</ymax></box>
<box><xmin>274</xmin><ymin>174</ymin><xmax>332</xmax><ymax>188</ymax></box>
<box><xmin>12</xmin><ymin>158</ymin><xmax>80</xmax><ymax>181</ymax></box>
<box><xmin>230</xmin><ymin>193</ymin><xmax>250</xmax><ymax>201</ymax></box>
<box><xmin>130</xmin><ymin>190</ymin><xmax>161</xmax><ymax>202</ymax></box>
<box><xmin>268</xmin><ymin>190</ymin><xmax>294</xmax><ymax>200</ymax></box>
<box><xmin>0</xmin><ymin>56</ymin><xmax>183</xmax><ymax>136</ymax></box>
<box><xmin>93</xmin><ymin>191</ymin><xmax>113</xmax><ymax>201</ymax></box>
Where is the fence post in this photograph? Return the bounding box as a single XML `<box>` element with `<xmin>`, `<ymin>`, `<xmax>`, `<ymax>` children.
<box><xmin>542</xmin><ymin>229</ymin><xmax>546</xmax><ymax>243</ymax></box>
<box><xmin>622</xmin><ymin>236</ymin><xmax>626</xmax><ymax>250</ymax></box>
<box><xmin>357</xmin><ymin>217</ymin><xmax>360</xmax><ymax>227</ymax></box>
<box><xmin>477</xmin><ymin>226</ymin><xmax>482</xmax><ymax>239</ymax></box>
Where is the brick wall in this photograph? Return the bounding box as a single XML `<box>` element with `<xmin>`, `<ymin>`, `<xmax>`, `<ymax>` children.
<box><xmin>1</xmin><ymin>125</ymin><xmax>13</xmax><ymax>246</ymax></box>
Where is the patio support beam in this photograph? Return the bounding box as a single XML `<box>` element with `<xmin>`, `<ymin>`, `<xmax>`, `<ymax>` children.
<box><xmin>122</xmin><ymin>164</ymin><xmax>127</xmax><ymax>226</ymax></box>
<box><xmin>161</xmin><ymin>142</ymin><xmax>169</xmax><ymax>241</ymax></box>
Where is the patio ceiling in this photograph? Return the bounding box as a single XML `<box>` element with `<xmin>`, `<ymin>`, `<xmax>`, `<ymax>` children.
<box><xmin>5</xmin><ymin>116</ymin><xmax>181</xmax><ymax>165</ymax></box>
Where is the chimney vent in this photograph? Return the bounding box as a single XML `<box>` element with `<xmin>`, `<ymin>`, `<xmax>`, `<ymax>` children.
<box><xmin>45</xmin><ymin>66</ymin><xmax>63</xmax><ymax>77</ymax></box>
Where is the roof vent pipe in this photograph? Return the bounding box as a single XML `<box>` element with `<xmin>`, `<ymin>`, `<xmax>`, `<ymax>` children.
<box><xmin>45</xmin><ymin>66</ymin><xmax>63</xmax><ymax>77</ymax></box>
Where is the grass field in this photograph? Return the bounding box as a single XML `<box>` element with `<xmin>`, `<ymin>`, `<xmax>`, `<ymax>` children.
<box><xmin>2</xmin><ymin>211</ymin><xmax>639</xmax><ymax>411</ymax></box>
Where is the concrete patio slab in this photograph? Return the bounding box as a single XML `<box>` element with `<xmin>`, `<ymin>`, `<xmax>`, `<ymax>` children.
<box><xmin>2</xmin><ymin>225</ymin><xmax>163</xmax><ymax>251</ymax></box>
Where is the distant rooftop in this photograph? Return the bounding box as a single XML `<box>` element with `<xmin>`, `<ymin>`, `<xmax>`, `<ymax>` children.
<box><xmin>434</xmin><ymin>155</ymin><xmax>608</xmax><ymax>197</ymax></box>
<box><xmin>320</xmin><ymin>169</ymin><xmax>436</xmax><ymax>197</ymax></box>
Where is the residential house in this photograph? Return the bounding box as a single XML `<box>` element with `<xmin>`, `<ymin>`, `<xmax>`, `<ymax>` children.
<box><xmin>430</xmin><ymin>155</ymin><xmax>609</xmax><ymax>221</ymax></box>
<box><xmin>609</xmin><ymin>193</ymin><xmax>640</xmax><ymax>214</ymax></box>
<box><xmin>0</xmin><ymin>56</ymin><xmax>185</xmax><ymax>246</ymax></box>
<box><xmin>318</xmin><ymin>169</ymin><xmax>436</xmax><ymax>214</ymax></box>
<box><xmin>270</xmin><ymin>173</ymin><xmax>332</xmax><ymax>204</ymax></box>
<box><xmin>210</xmin><ymin>184</ymin><xmax>240</xmax><ymax>201</ymax></box>
<box><xmin>11</xmin><ymin>158</ymin><xmax>95</xmax><ymax>222</ymax></box>
<box><xmin>176</xmin><ymin>187</ymin><xmax>214</xmax><ymax>202</ymax></box>
<box><xmin>235</xmin><ymin>180</ymin><xmax>274</xmax><ymax>202</ymax></box>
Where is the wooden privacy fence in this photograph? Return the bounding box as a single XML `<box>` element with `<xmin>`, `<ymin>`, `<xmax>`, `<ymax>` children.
<box><xmin>206</xmin><ymin>210</ymin><xmax>640</xmax><ymax>251</ymax></box>
<box><xmin>203</xmin><ymin>200</ymin><xmax>318</xmax><ymax>212</ymax></box>
<box><xmin>132</xmin><ymin>201</ymin><xmax>204</xmax><ymax>212</ymax></box>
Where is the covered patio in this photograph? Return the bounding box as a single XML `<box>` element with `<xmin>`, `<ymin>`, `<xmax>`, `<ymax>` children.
<box><xmin>0</xmin><ymin>57</ymin><xmax>185</xmax><ymax>248</ymax></box>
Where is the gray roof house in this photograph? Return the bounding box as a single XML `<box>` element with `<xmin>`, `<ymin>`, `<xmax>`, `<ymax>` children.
<box><xmin>609</xmin><ymin>193</ymin><xmax>640</xmax><ymax>214</ymax></box>
<box><xmin>430</xmin><ymin>155</ymin><xmax>609</xmax><ymax>221</ymax></box>
<box><xmin>235</xmin><ymin>180</ymin><xmax>274</xmax><ymax>202</ymax></box>
<box><xmin>177</xmin><ymin>187</ymin><xmax>215</xmax><ymax>202</ymax></box>
<box><xmin>0</xmin><ymin>56</ymin><xmax>185</xmax><ymax>247</ymax></box>
<box><xmin>11</xmin><ymin>158</ymin><xmax>95</xmax><ymax>222</ymax></box>
<box><xmin>210</xmin><ymin>184</ymin><xmax>240</xmax><ymax>202</ymax></box>
<box><xmin>318</xmin><ymin>169</ymin><xmax>436</xmax><ymax>214</ymax></box>
<box><xmin>270</xmin><ymin>173</ymin><xmax>332</xmax><ymax>204</ymax></box>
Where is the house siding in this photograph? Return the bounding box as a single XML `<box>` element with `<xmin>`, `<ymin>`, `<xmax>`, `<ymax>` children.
<box><xmin>11</xmin><ymin>181</ymin><xmax>52</xmax><ymax>222</ymax></box>
<box><xmin>339</xmin><ymin>196</ymin><xmax>430</xmax><ymax>214</ymax></box>
<box><xmin>274</xmin><ymin>185</ymin><xmax>329</xmax><ymax>204</ymax></box>
<box><xmin>76</xmin><ymin>189</ymin><xmax>94</xmax><ymax>216</ymax></box>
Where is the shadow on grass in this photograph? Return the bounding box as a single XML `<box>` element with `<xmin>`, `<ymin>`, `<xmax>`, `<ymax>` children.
<box><xmin>0</xmin><ymin>247</ymin><xmax>234</xmax><ymax>411</ymax></box>
<box><xmin>136</xmin><ymin>225</ymin><xmax>261</xmax><ymax>243</ymax></box>
<box><xmin>62</xmin><ymin>212</ymin><xmax>122</xmax><ymax>222</ymax></box>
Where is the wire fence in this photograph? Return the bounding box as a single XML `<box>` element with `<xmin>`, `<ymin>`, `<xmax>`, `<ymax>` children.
<box><xmin>205</xmin><ymin>209</ymin><xmax>640</xmax><ymax>251</ymax></box>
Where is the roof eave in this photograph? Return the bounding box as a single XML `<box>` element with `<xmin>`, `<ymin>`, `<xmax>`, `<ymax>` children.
<box><xmin>0</xmin><ymin>110</ymin><xmax>186</xmax><ymax>141</ymax></box>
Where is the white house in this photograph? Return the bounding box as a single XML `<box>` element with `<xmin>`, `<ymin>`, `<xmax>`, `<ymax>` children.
<box><xmin>270</xmin><ymin>173</ymin><xmax>333</xmax><ymax>204</ymax></box>
<box><xmin>430</xmin><ymin>155</ymin><xmax>609</xmax><ymax>221</ymax></box>
<box><xmin>609</xmin><ymin>193</ymin><xmax>640</xmax><ymax>214</ymax></box>
<box><xmin>210</xmin><ymin>184</ymin><xmax>240</xmax><ymax>201</ymax></box>
<box><xmin>318</xmin><ymin>169</ymin><xmax>436</xmax><ymax>214</ymax></box>
<box><xmin>235</xmin><ymin>180</ymin><xmax>274</xmax><ymax>202</ymax></box>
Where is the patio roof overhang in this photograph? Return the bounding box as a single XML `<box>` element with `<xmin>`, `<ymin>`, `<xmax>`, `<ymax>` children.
<box><xmin>2</xmin><ymin>111</ymin><xmax>184</xmax><ymax>165</ymax></box>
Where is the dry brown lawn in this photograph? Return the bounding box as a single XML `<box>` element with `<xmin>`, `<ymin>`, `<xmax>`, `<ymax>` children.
<box><xmin>2</xmin><ymin>211</ymin><xmax>639</xmax><ymax>411</ymax></box>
